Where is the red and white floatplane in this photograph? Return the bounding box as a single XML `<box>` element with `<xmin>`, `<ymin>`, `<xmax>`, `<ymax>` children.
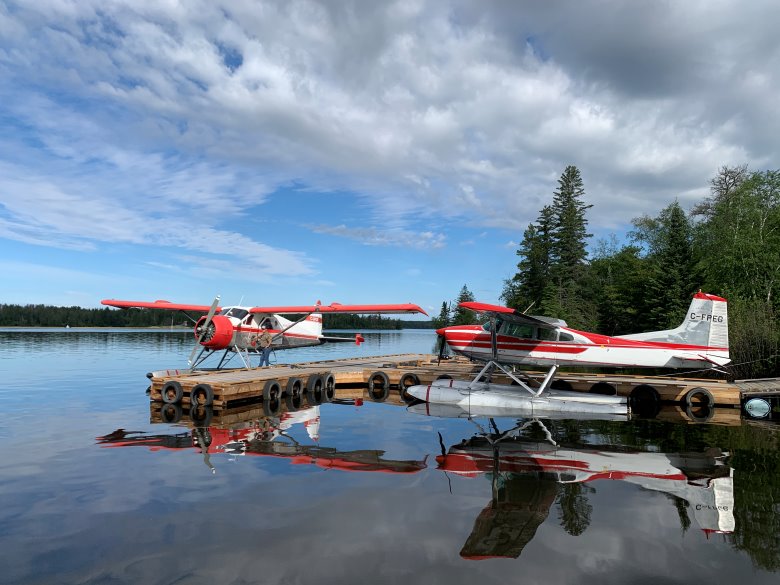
<box><xmin>406</xmin><ymin>292</ymin><xmax>729</xmax><ymax>416</ymax></box>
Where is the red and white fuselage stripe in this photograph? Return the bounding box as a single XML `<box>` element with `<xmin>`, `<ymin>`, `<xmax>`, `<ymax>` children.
<box><xmin>441</xmin><ymin>326</ymin><xmax>729</xmax><ymax>369</ymax></box>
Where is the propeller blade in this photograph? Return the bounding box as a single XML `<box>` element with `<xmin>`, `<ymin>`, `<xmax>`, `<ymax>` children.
<box><xmin>189</xmin><ymin>295</ymin><xmax>220</xmax><ymax>366</ymax></box>
<box><xmin>436</xmin><ymin>333</ymin><xmax>447</xmax><ymax>365</ymax></box>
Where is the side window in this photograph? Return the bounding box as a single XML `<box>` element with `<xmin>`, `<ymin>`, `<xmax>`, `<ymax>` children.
<box><xmin>559</xmin><ymin>332</ymin><xmax>574</xmax><ymax>342</ymax></box>
<box><xmin>501</xmin><ymin>323</ymin><xmax>534</xmax><ymax>339</ymax></box>
<box><xmin>538</xmin><ymin>328</ymin><xmax>557</xmax><ymax>341</ymax></box>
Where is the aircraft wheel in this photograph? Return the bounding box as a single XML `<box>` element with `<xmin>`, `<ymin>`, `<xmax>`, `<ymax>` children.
<box><xmin>630</xmin><ymin>384</ymin><xmax>660</xmax><ymax>418</ymax></box>
<box><xmin>398</xmin><ymin>373</ymin><xmax>420</xmax><ymax>403</ymax></box>
<box><xmin>286</xmin><ymin>377</ymin><xmax>303</xmax><ymax>400</ymax></box>
<box><xmin>161</xmin><ymin>381</ymin><xmax>183</xmax><ymax>404</ymax></box>
<box><xmin>160</xmin><ymin>403</ymin><xmax>182</xmax><ymax>423</ymax></box>
<box><xmin>368</xmin><ymin>371</ymin><xmax>390</xmax><ymax>401</ymax></box>
<box><xmin>322</xmin><ymin>373</ymin><xmax>336</xmax><ymax>402</ymax></box>
<box><xmin>589</xmin><ymin>382</ymin><xmax>617</xmax><ymax>396</ymax></box>
<box><xmin>190</xmin><ymin>405</ymin><xmax>213</xmax><ymax>427</ymax></box>
<box><xmin>684</xmin><ymin>387</ymin><xmax>714</xmax><ymax>408</ymax></box>
<box><xmin>263</xmin><ymin>380</ymin><xmax>282</xmax><ymax>402</ymax></box>
<box><xmin>190</xmin><ymin>383</ymin><xmax>214</xmax><ymax>407</ymax></box>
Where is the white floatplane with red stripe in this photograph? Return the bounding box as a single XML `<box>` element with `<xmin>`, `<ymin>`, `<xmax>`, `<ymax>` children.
<box><xmin>406</xmin><ymin>292</ymin><xmax>729</xmax><ymax>413</ymax></box>
<box><xmin>101</xmin><ymin>297</ymin><xmax>426</xmax><ymax>370</ymax></box>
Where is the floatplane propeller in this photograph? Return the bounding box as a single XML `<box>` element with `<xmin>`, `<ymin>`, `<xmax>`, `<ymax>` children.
<box><xmin>189</xmin><ymin>295</ymin><xmax>221</xmax><ymax>366</ymax></box>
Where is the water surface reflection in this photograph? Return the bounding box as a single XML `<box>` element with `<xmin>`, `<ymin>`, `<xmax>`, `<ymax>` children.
<box><xmin>0</xmin><ymin>330</ymin><xmax>778</xmax><ymax>584</ymax></box>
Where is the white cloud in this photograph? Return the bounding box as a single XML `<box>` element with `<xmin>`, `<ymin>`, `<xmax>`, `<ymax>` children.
<box><xmin>1</xmin><ymin>0</ymin><xmax>778</xmax><ymax>249</ymax></box>
<box><xmin>310</xmin><ymin>224</ymin><xmax>446</xmax><ymax>250</ymax></box>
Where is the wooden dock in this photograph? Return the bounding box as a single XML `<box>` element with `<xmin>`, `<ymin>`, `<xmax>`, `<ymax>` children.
<box><xmin>148</xmin><ymin>353</ymin><xmax>780</xmax><ymax>423</ymax></box>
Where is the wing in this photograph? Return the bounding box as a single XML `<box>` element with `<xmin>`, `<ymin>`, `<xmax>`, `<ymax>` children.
<box><xmin>459</xmin><ymin>301</ymin><xmax>558</xmax><ymax>330</ymax></box>
<box><xmin>248</xmin><ymin>302</ymin><xmax>427</xmax><ymax>316</ymax></box>
<box><xmin>101</xmin><ymin>299</ymin><xmax>220</xmax><ymax>312</ymax></box>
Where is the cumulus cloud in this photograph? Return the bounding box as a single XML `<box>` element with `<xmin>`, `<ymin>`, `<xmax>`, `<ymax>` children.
<box><xmin>1</xmin><ymin>0</ymin><xmax>778</xmax><ymax>255</ymax></box>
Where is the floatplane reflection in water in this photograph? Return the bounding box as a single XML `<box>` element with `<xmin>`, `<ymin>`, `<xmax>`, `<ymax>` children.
<box><xmin>412</xmin><ymin>407</ymin><xmax>734</xmax><ymax>560</ymax></box>
<box><xmin>97</xmin><ymin>403</ymin><xmax>427</xmax><ymax>475</ymax></box>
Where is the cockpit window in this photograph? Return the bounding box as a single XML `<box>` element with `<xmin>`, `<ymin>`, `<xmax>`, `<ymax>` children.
<box><xmin>558</xmin><ymin>332</ymin><xmax>574</xmax><ymax>342</ymax></box>
<box><xmin>538</xmin><ymin>327</ymin><xmax>558</xmax><ymax>341</ymax></box>
<box><xmin>499</xmin><ymin>322</ymin><xmax>535</xmax><ymax>339</ymax></box>
<box><xmin>221</xmin><ymin>308</ymin><xmax>249</xmax><ymax>320</ymax></box>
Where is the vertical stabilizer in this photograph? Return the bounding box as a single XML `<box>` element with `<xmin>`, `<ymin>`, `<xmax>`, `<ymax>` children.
<box><xmin>616</xmin><ymin>292</ymin><xmax>729</xmax><ymax>351</ymax></box>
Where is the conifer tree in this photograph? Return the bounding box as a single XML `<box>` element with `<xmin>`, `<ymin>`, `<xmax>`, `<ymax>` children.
<box><xmin>451</xmin><ymin>284</ymin><xmax>477</xmax><ymax>325</ymax></box>
<box><xmin>542</xmin><ymin>165</ymin><xmax>593</xmax><ymax>326</ymax></box>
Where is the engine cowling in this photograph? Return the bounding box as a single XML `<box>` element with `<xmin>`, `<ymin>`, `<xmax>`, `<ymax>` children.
<box><xmin>194</xmin><ymin>315</ymin><xmax>234</xmax><ymax>349</ymax></box>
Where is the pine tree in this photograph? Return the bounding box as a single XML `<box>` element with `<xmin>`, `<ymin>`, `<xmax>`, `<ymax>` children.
<box><xmin>503</xmin><ymin>205</ymin><xmax>554</xmax><ymax>311</ymax></box>
<box><xmin>631</xmin><ymin>200</ymin><xmax>696</xmax><ymax>329</ymax></box>
<box><xmin>542</xmin><ymin>165</ymin><xmax>593</xmax><ymax>326</ymax></box>
<box><xmin>432</xmin><ymin>301</ymin><xmax>451</xmax><ymax>328</ymax></box>
<box><xmin>451</xmin><ymin>285</ymin><xmax>477</xmax><ymax>326</ymax></box>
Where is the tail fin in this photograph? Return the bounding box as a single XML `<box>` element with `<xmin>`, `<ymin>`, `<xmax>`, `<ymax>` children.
<box><xmin>617</xmin><ymin>292</ymin><xmax>729</xmax><ymax>350</ymax></box>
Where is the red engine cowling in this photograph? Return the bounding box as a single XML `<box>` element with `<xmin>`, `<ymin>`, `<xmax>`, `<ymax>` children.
<box><xmin>194</xmin><ymin>315</ymin><xmax>234</xmax><ymax>349</ymax></box>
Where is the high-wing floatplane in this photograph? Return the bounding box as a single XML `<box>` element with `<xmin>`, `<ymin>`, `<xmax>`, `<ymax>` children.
<box><xmin>406</xmin><ymin>292</ymin><xmax>729</xmax><ymax>414</ymax></box>
<box><xmin>101</xmin><ymin>297</ymin><xmax>427</xmax><ymax>370</ymax></box>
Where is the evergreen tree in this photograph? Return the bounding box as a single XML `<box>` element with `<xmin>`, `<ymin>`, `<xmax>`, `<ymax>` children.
<box><xmin>451</xmin><ymin>285</ymin><xmax>477</xmax><ymax>326</ymax></box>
<box><xmin>432</xmin><ymin>301</ymin><xmax>451</xmax><ymax>328</ymax></box>
<box><xmin>631</xmin><ymin>201</ymin><xmax>697</xmax><ymax>329</ymax></box>
<box><xmin>550</xmin><ymin>165</ymin><xmax>592</xmax><ymax>280</ymax></box>
<box><xmin>503</xmin><ymin>205</ymin><xmax>554</xmax><ymax>311</ymax></box>
<box><xmin>542</xmin><ymin>165</ymin><xmax>594</xmax><ymax>327</ymax></box>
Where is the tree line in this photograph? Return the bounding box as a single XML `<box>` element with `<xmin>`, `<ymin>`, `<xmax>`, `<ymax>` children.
<box><xmin>433</xmin><ymin>164</ymin><xmax>780</xmax><ymax>379</ymax></box>
<box><xmin>0</xmin><ymin>304</ymin><xmax>412</xmax><ymax>330</ymax></box>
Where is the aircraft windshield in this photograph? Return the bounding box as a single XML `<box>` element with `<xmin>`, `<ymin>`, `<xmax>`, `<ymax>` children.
<box><xmin>220</xmin><ymin>308</ymin><xmax>249</xmax><ymax>320</ymax></box>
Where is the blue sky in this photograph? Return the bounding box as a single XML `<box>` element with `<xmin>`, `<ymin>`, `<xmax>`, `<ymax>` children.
<box><xmin>1</xmin><ymin>1</ymin><xmax>779</xmax><ymax>316</ymax></box>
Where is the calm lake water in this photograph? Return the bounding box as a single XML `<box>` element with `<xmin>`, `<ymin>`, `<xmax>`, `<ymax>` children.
<box><xmin>1</xmin><ymin>329</ymin><xmax>778</xmax><ymax>584</ymax></box>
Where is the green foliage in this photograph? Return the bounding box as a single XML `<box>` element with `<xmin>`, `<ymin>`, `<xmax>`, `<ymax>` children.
<box><xmin>630</xmin><ymin>200</ymin><xmax>698</xmax><ymax>329</ymax></box>
<box><xmin>0</xmin><ymin>304</ymin><xmax>184</xmax><ymax>327</ymax></box>
<box><xmin>503</xmin><ymin>163</ymin><xmax>780</xmax><ymax>378</ymax></box>
<box><xmin>0</xmin><ymin>304</ymin><xmax>435</xmax><ymax>330</ymax></box>
<box><xmin>451</xmin><ymin>285</ymin><xmax>477</xmax><ymax>326</ymax></box>
<box><xmin>694</xmin><ymin>167</ymin><xmax>780</xmax><ymax>305</ymax></box>
<box><xmin>431</xmin><ymin>301</ymin><xmax>451</xmax><ymax>329</ymax></box>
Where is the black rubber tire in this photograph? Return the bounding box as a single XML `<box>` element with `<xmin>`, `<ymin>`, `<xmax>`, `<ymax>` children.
<box><xmin>550</xmin><ymin>380</ymin><xmax>573</xmax><ymax>392</ymax></box>
<box><xmin>630</xmin><ymin>384</ymin><xmax>661</xmax><ymax>418</ymax></box>
<box><xmin>398</xmin><ymin>373</ymin><xmax>420</xmax><ymax>403</ymax></box>
<box><xmin>589</xmin><ymin>382</ymin><xmax>617</xmax><ymax>396</ymax></box>
<box><xmin>306</xmin><ymin>388</ymin><xmax>323</xmax><ymax>406</ymax></box>
<box><xmin>286</xmin><ymin>377</ymin><xmax>303</xmax><ymax>399</ymax></box>
<box><xmin>285</xmin><ymin>393</ymin><xmax>303</xmax><ymax>412</ymax></box>
<box><xmin>368</xmin><ymin>371</ymin><xmax>390</xmax><ymax>401</ymax></box>
<box><xmin>161</xmin><ymin>381</ymin><xmax>183</xmax><ymax>404</ymax></box>
<box><xmin>686</xmin><ymin>403</ymin><xmax>715</xmax><ymax>423</ymax></box>
<box><xmin>160</xmin><ymin>403</ymin><xmax>182</xmax><ymax>423</ymax></box>
<box><xmin>190</xmin><ymin>405</ymin><xmax>213</xmax><ymax>427</ymax></box>
<box><xmin>190</xmin><ymin>383</ymin><xmax>214</xmax><ymax>407</ymax></box>
<box><xmin>306</xmin><ymin>374</ymin><xmax>323</xmax><ymax>393</ymax></box>
<box><xmin>436</xmin><ymin>374</ymin><xmax>453</xmax><ymax>380</ymax></box>
<box><xmin>263</xmin><ymin>380</ymin><xmax>282</xmax><ymax>402</ymax></box>
<box><xmin>322</xmin><ymin>373</ymin><xmax>335</xmax><ymax>402</ymax></box>
<box><xmin>684</xmin><ymin>387</ymin><xmax>714</xmax><ymax>408</ymax></box>
<box><xmin>263</xmin><ymin>397</ymin><xmax>282</xmax><ymax>416</ymax></box>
